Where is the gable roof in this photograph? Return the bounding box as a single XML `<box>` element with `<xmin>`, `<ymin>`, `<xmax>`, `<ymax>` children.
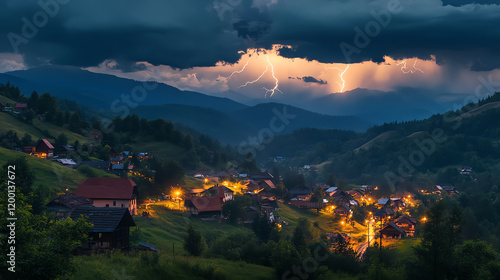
<box><xmin>15</xmin><ymin>103</ymin><xmax>27</xmax><ymax>108</ymax></box>
<box><xmin>75</xmin><ymin>178</ymin><xmax>138</xmax><ymax>200</ymax></box>
<box><xmin>375</xmin><ymin>207</ymin><xmax>395</xmax><ymax>217</ymax></box>
<box><xmin>259</xmin><ymin>180</ymin><xmax>276</xmax><ymax>189</ymax></box>
<box><xmin>185</xmin><ymin>197</ymin><xmax>222</xmax><ymax>213</ymax></box>
<box><xmin>378</xmin><ymin>198</ymin><xmax>389</xmax><ymax>205</ymax></box>
<box><xmin>326</xmin><ymin>187</ymin><xmax>338</xmax><ymax>193</ymax></box>
<box><xmin>46</xmin><ymin>193</ymin><xmax>92</xmax><ymax>209</ymax></box>
<box><xmin>336</xmin><ymin>204</ymin><xmax>352</xmax><ymax>211</ymax></box>
<box><xmin>395</xmin><ymin>215</ymin><xmax>417</xmax><ymax>225</ymax></box>
<box><xmin>70</xmin><ymin>207</ymin><xmax>135</xmax><ymax>232</ymax></box>
<box><xmin>39</xmin><ymin>139</ymin><xmax>54</xmax><ymax>149</ymax></box>
<box><xmin>381</xmin><ymin>222</ymin><xmax>405</xmax><ymax>234</ymax></box>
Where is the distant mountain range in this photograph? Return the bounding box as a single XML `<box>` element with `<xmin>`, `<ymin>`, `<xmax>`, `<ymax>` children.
<box><xmin>0</xmin><ymin>66</ymin><xmax>372</xmax><ymax>144</ymax></box>
<box><xmin>131</xmin><ymin>102</ymin><xmax>371</xmax><ymax>144</ymax></box>
<box><xmin>213</xmin><ymin>87</ymin><xmax>464</xmax><ymax>125</ymax></box>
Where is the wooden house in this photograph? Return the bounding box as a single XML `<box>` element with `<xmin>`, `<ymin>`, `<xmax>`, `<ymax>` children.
<box><xmin>46</xmin><ymin>193</ymin><xmax>92</xmax><ymax>218</ymax></box>
<box><xmin>334</xmin><ymin>204</ymin><xmax>352</xmax><ymax>216</ymax></box>
<box><xmin>70</xmin><ymin>207</ymin><xmax>136</xmax><ymax>254</ymax></box>
<box><xmin>380</xmin><ymin>222</ymin><xmax>406</xmax><ymax>239</ymax></box>
<box><xmin>75</xmin><ymin>178</ymin><xmax>139</xmax><ymax>215</ymax></box>
<box><xmin>374</xmin><ymin>207</ymin><xmax>395</xmax><ymax>221</ymax></box>
<box><xmin>258</xmin><ymin>180</ymin><xmax>276</xmax><ymax>191</ymax></box>
<box><xmin>14</xmin><ymin>103</ymin><xmax>27</xmax><ymax>112</ymax></box>
<box><xmin>32</xmin><ymin>139</ymin><xmax>54</xmax><ymax>158</ymax></box>
<box><xmin>0</xmin><ymin>102</ymin><xmax>4</xmax><ymax>111</ymax></box>
<box><xmin>184</xmin><ymin>196</ymin><xmax>222</xmax><ymax>217</ymax></box>
<box><xmin>394</xmin><ymin>215</ymin><xmax>417</xmax><ymax>237</ymax></box>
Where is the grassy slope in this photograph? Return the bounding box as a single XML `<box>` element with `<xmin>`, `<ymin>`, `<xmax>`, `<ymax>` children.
<box><xmin>71</xmin><ymin>253</ymin><xmax>275</xmax><ymax>280</ymax></box>
<box><xmin>0</xmin><ymin>95</ymin><xmax>15</xmax><ymax>105</ymax></box>
<box><xmin>134</xmin><ymin>204</ymin><xmax>252</xmax><ymax>253</ymax></box>
<box><xmin>0</xmin><ymin>146</ymin><xmax>115</xmax><ymax>194</ymax></box>
<box><xmin>384</xmin><ymin>237</ymin><xmax>421</xmax><ymax>263</ymax></box>
<box><xmin>278</xmin><ymin>202</ymin><xmax>366</xmax><ymax>241</ymax></box>
<box><xmin>0</xmin><ymin>112</ymin><xmax>88</xmax><ymax>144</ymax></box>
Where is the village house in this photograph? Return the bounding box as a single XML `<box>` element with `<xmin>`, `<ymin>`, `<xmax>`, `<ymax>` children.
<box><xmin>460</xmin><ymin>166</ymin><xmax>472</xmax><ymax>175</ymax></box>
<box><xmin>374</xmin><ymin>207</ymin><xmax>395</xmax><ymax>221</ymax></box>
<box><xmin>244</xmin><ymin>179</ymin><xmax>260</xmax><ymax>193</ymax></box>
<box><xmin>184</xmin><ymin>196</ymin><xmax>223</xmax><ymax>217</ymax></box>
<box><xmin>289</xmin><ymin>185</ymin><xmax>312</xmax><ymax>200</ymax></box>
<box><xmin>394</xmin><ymin>215</ymin><xmax>417</xmax><ymax>237</ymax></box>
<box><xmin>435</xmin><ymin>185</ymin><xmax>459</xmax><ymax>195</ymax></box>
<box><xmin>377</xmin><ymin>198</ymin><xmax>391</xmax><ymax>208</ymax></box>
<box><xmin>333</xmin><ymin>190</ymin><xmax>358</xmax><ymax>206</ymax></box>
<box><xmin>327</xmin><ymin>232</ymin><xmax>351</xmax><ymax>244</ymax></box>
<box><xmin>380</xmin><ymin>222</ymin><xmax>406</xmax><ymax>239</ymax></box>
<box><xmin>32</xmin><ymin>139</ymin><xmax>54</xmax><ymax>158</ymax></box>
<box><xmin>194</xmin><ymin>169</ymin><xmax>215</xmax><ymax>178</ymax></box>
<box><xmin>334</xmin><ymin>204</ymin><xmax>352</xmax><ymax>216</ymax></box>
<box><xmin>46</xmin><ymin>193</ymin><xmax>92</xmax><ymax>218</ymax></box>
<box><xmin>189</xmin><ymin>188</ymin><xmax>205</xmax><ymax>197</ymax></box>
<box><xmin>258</xmin><ymin>180</ymin><xmax>276</xmax><ymax>192</ymax></box>
<box><xmin>325</xmin><ymin>187</ymin><xmax>339</xmax><ymax>196</ymax></box>
<box><xmin>0</xmin><ymin>102</ymin><xmax>4</xmax><ymax>111</ymax></box>
<box><xmin>248</xmin><ymin>172</ymin><xmax>274</xmax><ymax>181</ymax></box>
<box><xmin>290</xmin><ymin>198</ymin><xmax>323</xmax><ymax>210</ymax></box>
<box><xmin>14</xmin><ymin>102</ymin><xmax>28</xmax><ymax>112</ymax></box>
<box><xmin>202</xmin><ymin>185</ymin><xmax>234</xmax><ymax>202</ymax></box>
<box><xmin>70</xmin><ymin>207</ymin><xmax>136</xmax><ymax>254</ymax></box>
<box><xmin>53</xmin><ymin>158</ymin><xmax>78</xmax><ymax>168</ymax></box>
<box><xmin>346</xmin><ymin>189</ymin><xmax>365</xmax><ymax>200</ymax></box>
<box><xmin>75</xmin><ymin>178</ymin><xmax>139</xmax><ymax>215</ymax></box>
<box><xmin>390</xmin><ymin>198</ymin><xmax>406</xmax><ymax>208</ymax></box>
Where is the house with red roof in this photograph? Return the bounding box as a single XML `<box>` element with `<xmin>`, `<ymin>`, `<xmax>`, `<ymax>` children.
<box><xmin>32</xmin><ymin>139</ymin><xmax>54</xmax><ymax>158</ymax></box>
<box><xmin>75</xmin><ymin>178</ymin><xmax>139</xmax><ymax>215</ymax></box>
<box><xmin>14</xmin><ymin>103</ymin><xmax>28</xmax><ymax>112</ymax></box>
<box><xmin>184</xmin><ymin>196</ymin><xmax>223</xmax><ymax>217</ymax></box>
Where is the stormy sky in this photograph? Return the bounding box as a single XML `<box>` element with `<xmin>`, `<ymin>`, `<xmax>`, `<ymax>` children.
<box><xmin>0</xmin><ymin>0</ymin><xmax>499</xmax><ymax>100</ymax></box>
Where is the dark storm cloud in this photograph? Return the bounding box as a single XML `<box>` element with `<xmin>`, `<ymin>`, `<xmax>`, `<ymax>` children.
<box><xmin>1</xmin><ymin>0</ymin><xmax>499</xmax><ymax>71</ymax></box>
<box><xmin>0</xmin><ymin>0</ymin><xmax>247</xmax><ymax>69</ymax></box>
<box><xmin>258</xmin><ymin>0</ymin><xmax>500</xmax><ymax>71</ymax></box>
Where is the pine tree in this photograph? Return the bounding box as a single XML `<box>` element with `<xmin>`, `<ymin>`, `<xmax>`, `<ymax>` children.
<box><xmin>183</xmin><ymin>223</ymin><xmax>206</xmax><ymax>256</ymax></box>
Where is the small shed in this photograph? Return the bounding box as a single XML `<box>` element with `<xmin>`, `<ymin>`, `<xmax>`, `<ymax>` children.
<box><xmin>70</xmin><ymin>207</ymin><xmax>136</xmax><ymax>254</ymax></box>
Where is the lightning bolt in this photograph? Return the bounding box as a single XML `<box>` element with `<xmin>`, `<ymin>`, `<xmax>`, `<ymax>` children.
<box><xmin>396</xmin><ymin>59</ymin><xmax>424</xmax><ymax>74</ymax></box>
<box><xmin>262</xmin><ymin>56</ymin><xmax>282</xmax><ymax>97</ymax></box>
<box><xmin>325</xmin><ymin>64</ymin><xmax>349</xmax><ymax>93</ymax></box>
<box><xmin>239</xmin><ymin>55</ymin><xmax>282</xmax><ymax>97</ymax></box>
<box><xmin>228</xmin><ymin>60</ymin><xmax>250</xmax><ymax>79</ymax></box>
<box><xmin>239</xmin><ymin>65</ymin><xmax>269</xmax><ymax>88</ymax></box>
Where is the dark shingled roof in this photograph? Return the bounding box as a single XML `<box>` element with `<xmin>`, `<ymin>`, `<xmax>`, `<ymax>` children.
<box><xmin>374</xmin><ymin>207</ymin><xmax>395</xmax><ymax>217</ymax></box>
<box><xmin>382</xmin><ymin>222</ymin><xmax>405</xmax><ymax>234</ymax></box>
<box><xmin>46</xmin><ymin>193</ymin><xmax>92</xmax><ymax>209</ymax></box>
<box><xmin>70</xmin><ymin>207</ymin><xmax>136</xmax><ymax>232</ymax></box>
